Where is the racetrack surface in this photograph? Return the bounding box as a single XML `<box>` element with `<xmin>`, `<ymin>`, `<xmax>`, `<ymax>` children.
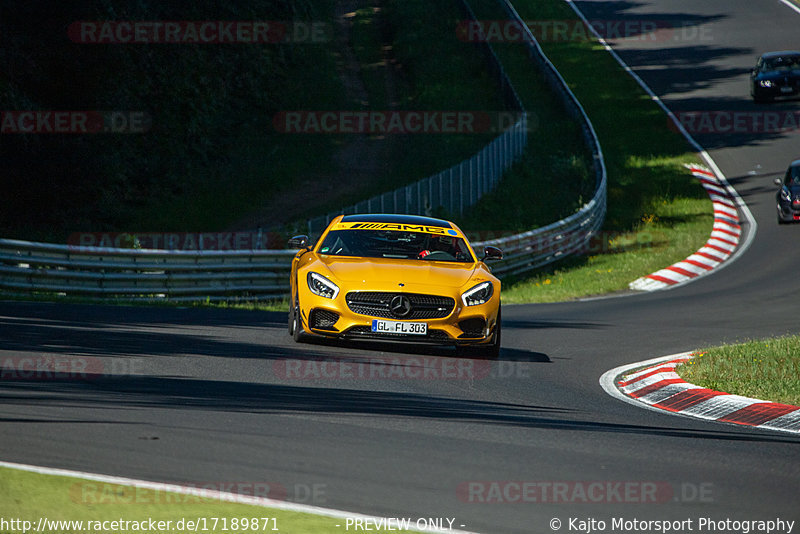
<box><xmin>2</xmin><ymin>1</ymin><xmax>800</xmax><ymax>532</ymax></box>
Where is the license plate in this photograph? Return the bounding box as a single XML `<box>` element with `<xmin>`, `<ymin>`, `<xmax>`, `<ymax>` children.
<box><xmin>371</xmin><ymin>320</ymin><xmax>427</xmax><ymax>335</ymax></box>
<box><xmin>780</xmin><ymin>86</ymin><xmax>794</xmax><ymax>93</ymax></box>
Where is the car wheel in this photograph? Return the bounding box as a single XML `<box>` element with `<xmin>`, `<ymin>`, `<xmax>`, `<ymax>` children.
<box><xmin>484</xmin><ymin>307</ymin><xmax>502</xmax><ymax>359</ymax></box>
<box><xmin>288</xmin><ymin>296</ymin><xmax>295</xmax><ymax>336</ymax></box>
<box><xmin>292</xmin><ymin>296</ymin><xmax>305</xmax><ymax>343</ymax></box>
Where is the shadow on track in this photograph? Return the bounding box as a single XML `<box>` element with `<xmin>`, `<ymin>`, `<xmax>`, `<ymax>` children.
<box><xmin>1</xmin><ymin>374</ymin><xmax>797</xmax><ymax>444</ymax></box>
<box><xmin>0</xmin><ymin>302</ymin><xmax>551</xmax><ymax>363</ymax></box>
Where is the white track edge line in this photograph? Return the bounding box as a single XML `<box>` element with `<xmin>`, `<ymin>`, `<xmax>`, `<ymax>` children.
<box><xmin>779</xmin><ymin>0</ymin><xmax>800</xmax><ymax>15</ymax></box>
<box><xmin>0</xmin><ymin>461</ymin><xmax>481</xmax><ymax>534</ymax></box>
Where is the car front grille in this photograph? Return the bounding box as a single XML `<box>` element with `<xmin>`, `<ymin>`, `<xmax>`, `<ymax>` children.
<box><xmin>345</xmin><ymin>292</ymin><xmax>455</xmax><ymax>320</ymax></box>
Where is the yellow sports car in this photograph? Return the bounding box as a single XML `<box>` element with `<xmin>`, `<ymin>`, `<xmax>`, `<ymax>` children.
<box><xmin>287</xmin><ymin>214</ymin><xmax>503</xmax><ymax>357</ymax></box>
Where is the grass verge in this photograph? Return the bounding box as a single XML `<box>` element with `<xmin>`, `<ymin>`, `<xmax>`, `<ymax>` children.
<box><xmin>453</xmin><ymin>0</ymin><xmax>714</xmax><ymax>302</ymax></box>
<box><xmin>677</xmin><ymin>337</ymin><xmax>800</xmax><ymax>406</ymax></box>
<box><xmin>0</xmin><ymin>466</ymin><xmax>427</xmax><ymax>534</ymax></box>
<box><xmin>500</xmin><ymin>198</ymin><xmax>712</xmax><ymax>303</ymax></box>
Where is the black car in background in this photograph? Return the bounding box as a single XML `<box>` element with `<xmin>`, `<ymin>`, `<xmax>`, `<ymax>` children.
<box><xmin>750</xmin><ymin>51</ymin><xmax>800</xmax><ymax>102</ymax></box>
<box><xmin>775</xmin><ymin>159</ymin><xmax>800</xmax><ymax>224</ymax></box>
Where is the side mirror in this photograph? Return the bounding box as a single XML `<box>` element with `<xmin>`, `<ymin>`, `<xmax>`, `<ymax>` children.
<box><xmin>288</xmin><ymin>235</ymin><xmax>310</xmax><ymax>250</ymax></box>
<box><xmin>774</xmin><ymin>178</ymin><xmax>783</xmax><ymax>187</ymax></box>
<box><xmin>482</xmin><ymin>246</ymin><xmax>503</xmax><ymax>261</ymax></box>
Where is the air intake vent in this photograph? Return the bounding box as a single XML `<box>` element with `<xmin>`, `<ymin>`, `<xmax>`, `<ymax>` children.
<box><xmin>309</xmin><ymin>309</ymin><xmax>339</xmax><ymax>330</ymax></box>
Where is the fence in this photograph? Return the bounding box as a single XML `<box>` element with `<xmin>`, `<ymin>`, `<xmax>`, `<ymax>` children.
<box><xmin>307</xmin><ymin>117</ymin><xmax>528</xmax><ymax>235</ymax></box>
<box><xmin>0</xmin><ymin>0</ymin><xmax>606</xmax><ymax>301</ymax></box>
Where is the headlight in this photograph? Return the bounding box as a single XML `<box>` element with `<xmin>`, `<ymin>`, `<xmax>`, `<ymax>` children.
<box><xmin>759</xmin><ymin>80</ymin><xmax>774</xmax><ymax>88</ymax></box>
<box><xmin>461</xmin><ymin>281</ymin><xmax>494</xmax><ymax>307</ymax></box>
<box><xmin>307</xmin><ymin>272</ymin><xmax>339</xmax><ymax>299</ymax></box>
<box><xmin>781</xmin><ymin>188</ymin><xmax>791</xmax><ymax>201</ymax></box>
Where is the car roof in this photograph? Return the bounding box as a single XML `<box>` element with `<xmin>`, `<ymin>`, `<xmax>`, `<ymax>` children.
<box><xmin>791</xmin><ymin>159</ymin><xmax>800</xmax><ymax>168</ymax></box>
<box><xmin>340</xmin><ymin>214</ymin><xmax>455</xmax><ymax>228</ymax></box>
<box><xmin>761</xmin><ymin>51</ymin><xmax>800</xmax><ymax>59</ymax></box>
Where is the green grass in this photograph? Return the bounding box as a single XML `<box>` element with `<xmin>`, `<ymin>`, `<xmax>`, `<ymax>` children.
<box><xmin>0</xmin><ymin>466</ymin><xmax>424</xmax><ymax>534</ymax></box>
<box><xmin>501</xmin><ymin>197</ymin><xmax>712</xmax><ymax>303</ymax></box>
<box><xmin>677</xmin><ymin>337</ymin><xmax>800</xmax><ymax>406</ymax></box>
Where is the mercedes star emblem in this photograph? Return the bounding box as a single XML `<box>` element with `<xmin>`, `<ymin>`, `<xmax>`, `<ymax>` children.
<box><xmin>390</xmin><ymin>295</ymin><xmax>412</xmax><ymax>318</ymax></box>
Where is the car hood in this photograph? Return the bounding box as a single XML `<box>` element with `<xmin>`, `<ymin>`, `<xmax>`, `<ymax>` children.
<box><xmin>318</xmin><ymin>256</ymin><xmax>479</xmax><ymax>289</ymax></box>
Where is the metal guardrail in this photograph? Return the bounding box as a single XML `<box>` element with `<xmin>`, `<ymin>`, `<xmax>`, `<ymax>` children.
<box><xmin>0</xmin><ymin>0</ymin><xmax>606</xmax><ymax>301</ymax></box>
<box><xmin>0</xmin><ymin>238</ymin><xmax>294</xmax><ymax>301</ymax></box>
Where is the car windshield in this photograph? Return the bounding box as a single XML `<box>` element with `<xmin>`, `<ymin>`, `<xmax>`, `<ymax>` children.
<box><xmin>786</xmin><ymin>166</ymin><xmax>800</xmax><ymax>186</ymax></box>
<box><xmin>762</xmin><ymin>55</ymin><xmax>800</xmax><ymax>71</ymax></box>
<box><xmin>318</xmin><ymin>229</ymin><xmax>474</xmax><ymax>262</ymax></box>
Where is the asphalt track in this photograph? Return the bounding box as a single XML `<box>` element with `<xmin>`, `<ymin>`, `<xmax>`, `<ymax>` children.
<box><xmin>1</xmin><ymin>1</ymin><xmax>799</xmax><ymax>533</ymax></box>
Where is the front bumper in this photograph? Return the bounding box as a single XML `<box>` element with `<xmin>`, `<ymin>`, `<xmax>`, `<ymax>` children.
<box><xmin>753</xmin><ymin>82</ymin><xmax>800</xmax><ymax>100</ymax></box>
<box><xmin>298</xmin><ymin>289</ymin><xmax>500</xmax><ymax>346</ymax></box>
<box><xmin>778</xmin><ymin>201</ymin><xmax>800</xmax><ymax>222</ymax></box>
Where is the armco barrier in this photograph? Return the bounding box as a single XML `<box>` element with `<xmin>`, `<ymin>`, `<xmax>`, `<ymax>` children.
<box><xmin>0</xmin><ymin>238</ymin><xmax>294</xmax><ymax>301</ymax></box>
<box><xmin>0</xmin><ymin>0</ymin><xmax>606</xmax><ymax>301</ymax></box>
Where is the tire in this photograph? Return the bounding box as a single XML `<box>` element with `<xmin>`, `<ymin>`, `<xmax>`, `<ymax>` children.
<box><xmin>288</xmin><ymin>296</ymin><xmax>295</xmax><ymax>336</ymax></box>
<box><xmin>291</xmin><ymin>295</ymin><xmax>305</xmax><ymax>343</ymax></box>
<box><xmin>484</xmin><ymin>306</ymin><xmax>502</xmax><ymax>359</ymax></box>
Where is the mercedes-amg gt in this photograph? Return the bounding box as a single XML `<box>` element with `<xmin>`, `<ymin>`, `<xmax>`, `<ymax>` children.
<box><xmin>287</xmin><ymin>214</ymin><xmax>503</xmax><ymax>357</ymax></box>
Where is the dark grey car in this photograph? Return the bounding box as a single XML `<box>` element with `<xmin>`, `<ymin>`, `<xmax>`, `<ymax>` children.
<box><xmin>751</xmin><ymin>51</ymin><xmax>800</xmax><ymax>102</ymax></box>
